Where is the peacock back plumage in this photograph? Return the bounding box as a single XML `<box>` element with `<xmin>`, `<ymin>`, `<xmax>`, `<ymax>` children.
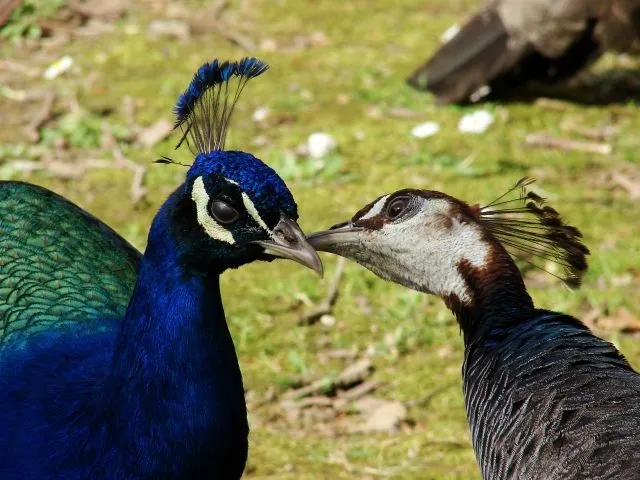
<box><xmin>0</xmin><ymin>181</ymin><xmax>140</xmax><ymax>347</ymax></box>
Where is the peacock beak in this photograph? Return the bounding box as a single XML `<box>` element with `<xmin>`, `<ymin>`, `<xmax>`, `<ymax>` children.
<box><xmin>253</xmin><ymin>214</ymin><xmax>324</xmax><ymax>277</ymax></box>
<box><xmin>306</xmin><ymin>222</ymin><xmax>364</xmax><ymax>253</ymax></box>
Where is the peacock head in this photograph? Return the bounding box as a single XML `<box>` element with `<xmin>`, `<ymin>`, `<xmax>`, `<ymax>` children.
<box><xmin>308</xmin><ymin>179</ymin><xmax>588</xmax><ymax>307</ymax></box>
<box><xmin>154</xmin><ymin>57</ymin><xmax>322</xmax><ymax>276</ymax></box>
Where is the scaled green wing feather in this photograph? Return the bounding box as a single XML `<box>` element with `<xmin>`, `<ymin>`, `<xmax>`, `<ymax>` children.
<box><xmin>0</xmin><ymin>181</ymin><xmax>141</xmax><ymax>346</ymax></box>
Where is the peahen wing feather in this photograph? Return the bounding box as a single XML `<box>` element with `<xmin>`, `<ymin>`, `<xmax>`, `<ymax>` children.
<box><xmin>407</xmin><ymin>7</ymin><xmax>531</xmax><ymax>103</ymax></box>
<box><xmin>0</xmin><ymin>181</ymin><xmax>141</xmax><ymax>347</ymax></box>
<box><xmin>408</xmin><ymin>0</ymin><xmax>610</xmax><ymax>103</ymax></box>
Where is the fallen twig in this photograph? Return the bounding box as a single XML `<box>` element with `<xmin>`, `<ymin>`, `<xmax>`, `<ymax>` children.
<box><xmin>387</xmin><ymin>107</ymin><xmax>425</xmax><ymax>119</ymax></box>
<box><xmin>526</xmin><ymin>132</ymin><xmax>612</xmax><ymax>155</ymax></box>
<box><xmin>211</xmin><ymin>24</ymin><xmax>256</xmax><ymax>50</ymax></box>
<box><xmin>0</xmin><ymin>0</ymin><xmax>21</xmax><ymax>27</ymax></box>
<box><xmin>581</xmin><ymin>306</ymin><xmax>602</xmax><ymax>331</ymax></box>
<box><xmin>317</xmin><ymin>347</ymin><xmax>358</xmax><ymax>364</ymax></box>
<box><xmin>560</xmin><ymin>121</ymin><xmax>618</xmax><ymax>141</ymax></box>
<box><xmin>299</xmin><ymin>257</ymin><xmax>346</xmax><ymax>325</ymax></box>
<box><xmin>285</xmin><ymin>396</ymin><xmax>335</xmax><ymax>410</ymax></box>
<box><xmin>333</xmin><ymin>379</ymin><xmax>381</xmax><ymax>410</ymax></box>
<box><xmin>190</xmin><ymin>1</ymin><xmax>255</xmax><ymax>51</ymax></box>
<box><xmin>612</xmin><ymin>171</ymin><xmax>640</xmax><ymax>199</ymax></box>
<box><xmin>334</xmin><ymin>358</ymin><xmax>373</xmax><ymax>389</ymax></box>
<box><xmin>0</xmin><ymin>59</ymin><xmax>41</xmax><ymax>78</ymax></box>
<box><xmin>281</xmin><ymin>357</ymin><xmax>373</xmax><ymax>403</ymax></box>
<box><xmin>534</xmin><ymin>98</ymin><xmax>571</xmax><ymax>111</ymax></box>
<box><xmin>281</xmin><ymin>377</ymin><xmax>334</xmax><ymax>402</ymax></box>
<box><xmin>6</xmin><ymin>157</ymin><xmax>117</xmax><ymax>179</ymax></box>
<box><xmin>137</xmin><ymin>119</ymin><xmax>173</xmax><ymax>147</ymax></box>
<box><xmin>66</xmin><ymin>0</ymin><xmax>128</xmax><ymax>21</ymax></box>
<box><xmin>406</xmin><ymin>381</ymin><xmax>457</xmax><ymax>408</ymax></box>
<box><xmin>25</xmin><ymin>89</ymin><xmax>56</xmax><ymax>143</ymax></box>
<box><xmin>101</xmin><ymin>122</ymin><xmax>148</xmax><ymax>204</ymax></box>
<box><xmin>211</xmin><ymin>0</ymin><xmax>230</xmax><ymax>20</ymax></box>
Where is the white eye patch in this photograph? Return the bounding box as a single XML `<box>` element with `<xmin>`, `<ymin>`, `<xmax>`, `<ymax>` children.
<box><xmin>241</xmin><ymin>192</ymin><xmax>270</xmax><ymax>234</ymax></box>
<box><xmin>223</xmin><ymin>177</ymin><xmax>270</xmax><ymax>233</ymax></box>
<box><xmin>360</xmin><ymin>195</ymin><xmax>389</xmax><ymax>220</ymax></box>
<box><xmin>191</xmin><ymin>176</ymin><xmax>272</xmax><ymax>244</ymax></box>
<box><xmin>191</xmin><ymin>176</ymin><xmax>236</xmax><ymax>244</ymax></box>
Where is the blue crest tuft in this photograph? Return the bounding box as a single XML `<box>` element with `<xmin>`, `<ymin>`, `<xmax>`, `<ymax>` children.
<box><xmin>236</xmin><ymin>57</ymin><xmax>269</xmax><ymax>78</ymax></box>
<box><xmin>173</xmin><ymin>57</ymin><xmax>269</xmax><ymax>154</ymax></box>
<box><xmin>187</xmin><ymin>151</ymin><xmax>297</xmax><ymax>220</ymax></box>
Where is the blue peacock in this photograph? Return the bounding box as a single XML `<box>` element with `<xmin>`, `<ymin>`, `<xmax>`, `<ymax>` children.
<box><xmin>0</xmin><ymin>57</ymin><xmax>322</xmax><ymax>480</ymax></box>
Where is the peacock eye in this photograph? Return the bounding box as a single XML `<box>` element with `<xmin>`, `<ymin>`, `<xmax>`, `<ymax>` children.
<box><xmin>386</xmin><ymin>196</ymin><xmax>410</xmax><ymax>220</ymax></box>
<box><xmin>209</xmin><ymin>199</ymin><xmax>240</xmax><ymax>224</ymax></box>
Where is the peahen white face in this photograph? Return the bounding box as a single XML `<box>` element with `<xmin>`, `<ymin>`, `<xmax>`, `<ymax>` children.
<box><xmin>308</xmin><ymin>190</ymin><xmax>492</xmax><ymax>305</ymax></box>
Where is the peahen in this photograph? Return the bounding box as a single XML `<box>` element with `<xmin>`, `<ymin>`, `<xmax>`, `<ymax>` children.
<box><xmin>0</xmin><ymin>57</ymin><xmax>323</xmax><ymax>480</ymax></box>
<box><xmin>408</xmin><ymin>0</ymin><xmax>640</xmax><ymax>103</ymax></box>
<box><xmin>309</xmin><ymin>179</ymin><xmax>640</xmax><ymax>479</ymax></box>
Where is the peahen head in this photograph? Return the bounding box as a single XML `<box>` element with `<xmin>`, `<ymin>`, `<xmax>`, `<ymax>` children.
<box><xmin>308</xmin><ymin>179</ymin><xmax>589</xmax><ymax>309</ymax></box>
<box><xmin>152</xmin><ymin>57</ymin><xmax>322</xmax><ymax>276</ymax></box>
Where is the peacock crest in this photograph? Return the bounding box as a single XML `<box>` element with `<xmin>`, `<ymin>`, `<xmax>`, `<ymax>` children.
<box><xmin>173</xmin><ymin>57</ymin><xmax>269</xmax><ymax>154</ymax></box>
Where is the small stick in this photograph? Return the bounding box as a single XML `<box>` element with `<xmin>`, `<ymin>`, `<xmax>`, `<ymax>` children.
<box><xmin>534</xmin><ymin>98</ymin><xmax>571</xmax><ymax>111</ymax></box>
<box><xmin>66</xmin><ymin>0</ymin><xmax>127</xmax><ymax>21</ymax></box>
<box><xmin>102</xmin><ymin>122</ymin><xmax>148</xmax><ymax>204</ymax></box>
<box><xmin>0</xmin><ymin>0</ymin><xmax>21</xmax><ymax>27</ymax></box>
<box><xmin>581</xmin><ymin>306</ymin><xmax>601</xmax><ymax>331</ymax></box>
<box><xmin>281</xmin><ymin>377</ymin><xmax>334</xmax><ymax>401</ymax></box>
<box><xmin>406</xmin><ymin>381</ymin><xmax>457</xmax><ymax>407</ymax></box>
<box><xmin>298</xmin><ymin>257</ymin><xmax>346</xmax><ymax>325</ymax></box>
<box><xmin>560</xmin><ymin>121</ymin><xmax>618</xmax><ymax>141</ymax></box>
<box><xmin>526</xmin><ymin>132</ymin><xmax>612</xmax><ymax>155</ymax></box>
<box><xmin>288</xmin><ymin>396</ymin><xmax>335</xmax><ymax>409</ymax></box>
<box><xmin>334</xmin><ymin>358</ymin><xmax>373</xmax><ymax>388</ymax></box>
<box><xmin>612</xmin><ymin>171</ymin><xmax>640</xmax><ymax>199</ymax></box>
<box><xmin>333</xmin><ymin>379</ymin><xmax>381</xmax><ymax>410</ymax></box>
<box><xmin>211</xmin><ymin>24</ymin><xmax>256</xmax><ymax>50</ymax></box>
<box><xmin>211</xmin><ymin>0</ymin><xmax>230</xmax><ymax>20</ymax></box>
<box><xmin>25</xmin><ymin>89</ymin><xmax>56</xmax><ymax>143</ymax></box>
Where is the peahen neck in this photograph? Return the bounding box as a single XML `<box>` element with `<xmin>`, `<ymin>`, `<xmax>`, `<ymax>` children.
<box><xmin>444</xmin><ymin>244</ymin><xmax>535</xmax><ymax>347</ymax></box>
<box><xmin>103</xmin><ymin>201</ymin><xmax>248</xmax><ymax>478</ymax></box>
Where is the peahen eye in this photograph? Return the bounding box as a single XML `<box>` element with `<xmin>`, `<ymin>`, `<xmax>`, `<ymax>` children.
<box><xmin>386</xmin><ymin>196</ymin><xmax>410</xmax><ymax>219</ymax></box>
<box><xmin>209</xmin><ymin>199</ymin><xmax>240</xmax><ymax>224</ymax></box>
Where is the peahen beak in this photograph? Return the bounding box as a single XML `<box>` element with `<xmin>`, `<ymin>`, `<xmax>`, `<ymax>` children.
<box><xmin>253</xmin><ymin>214</ymin><xmax>324</xmax><ymax>277</ymax></box>
<box><xmin>306</xmin><ymin>222</ymin><xmax>364</xmax><ymax>253</ymax></box>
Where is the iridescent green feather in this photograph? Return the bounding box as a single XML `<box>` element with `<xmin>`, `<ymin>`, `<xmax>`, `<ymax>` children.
<box><xmin>0</xmin><ymin>182</ymin><xmax>141</xmax><ymax>347</ymax></box>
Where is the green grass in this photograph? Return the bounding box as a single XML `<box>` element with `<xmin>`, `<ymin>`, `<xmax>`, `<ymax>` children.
<box><xmin>1</xmin><ymin>0</ymin><xmax>65</xmax><ymax>41</ymax></box>
<box><xmin>2</xmin><ymin>0</ymin><xmax>640</xmax><ymax>478</ymax></box>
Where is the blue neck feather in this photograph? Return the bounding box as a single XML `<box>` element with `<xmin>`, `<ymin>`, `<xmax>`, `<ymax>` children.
<box><xmin>0</xmin><ymin>192</ymin><xmax>248</xmax><ymax>479</ymax></box>
<box><xmin>104</xmin><ymin>194</ymin><xmax>248</xmax><ymax>478</ymax></box>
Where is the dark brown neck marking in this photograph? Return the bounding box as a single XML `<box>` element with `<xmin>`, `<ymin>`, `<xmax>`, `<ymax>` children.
<box><xmin>445</xmin><ymin>239</ymin><xmax>535</xmax><ymax>344</ymax></box>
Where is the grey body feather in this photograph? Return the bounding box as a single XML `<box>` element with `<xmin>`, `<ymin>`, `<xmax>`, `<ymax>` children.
<box><xmin>465</xmin><ymin>312</ymin><xmax>640</xmax><ymax>479</ymax></box>
<box><xmin>409</xmin><ymin>0</ymin><xmax>640</xmax><ymax>103</ymax></box>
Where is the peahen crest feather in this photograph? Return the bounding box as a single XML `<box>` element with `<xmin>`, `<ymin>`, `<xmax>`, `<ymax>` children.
<box><xmin>477</xmin><ymin>177</ymin><xmax>590</xmax><ymax>289</ymax></box>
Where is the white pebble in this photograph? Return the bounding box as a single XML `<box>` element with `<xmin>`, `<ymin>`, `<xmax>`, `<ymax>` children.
<box><xmin>411</xmin><ymin>121</ymin><xmax>440</xmax><ymax>139</ymax></box>
<box><xmin>458</xmin><ymin>110</ymin><xmax>494</xmax><ymax>134</ymax></box>
<box><xmin>43</xmin><ymin>56</ymin><xmax>73</xmax><ymax>80</ymax></box>
<box><xmin>440</xmin><ymin>24</ymin><xmax>461</xmax><ymax>43</ymax></box>
<box><xmin>320</xmin><ymin>314</ymin><xmax>336</xmax><ymax>327</ymax></box>
<box><xmin>469</xmin><ymin>85</ymin><xmax>491</xmax><ymax>103</ymax></box>
<box><xmin>307</xmin><ymin>132</ymin><xmax>337</xmax><ymax>158</ymax></box>
<box><xmin>252</xmin><ymin>106</ymin><xmax>270</xmax><ymax>122</ymax></box>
